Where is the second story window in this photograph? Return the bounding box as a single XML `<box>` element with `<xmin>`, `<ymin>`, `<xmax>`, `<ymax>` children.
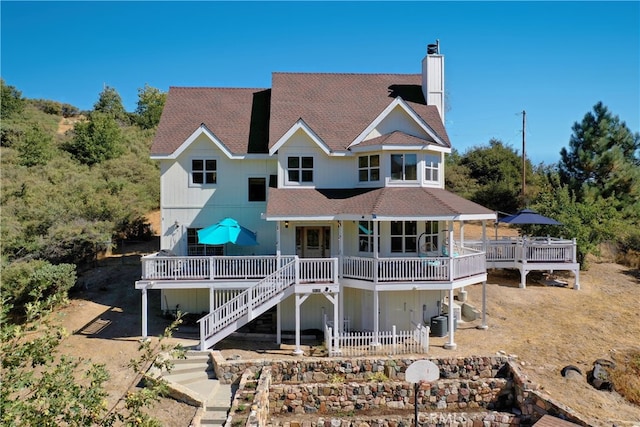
<box><xmin>391</xmin><ymin>154</ymin><xmax>417</xmax><ymax>181</ymax></box>
<box><xmin>191</xmin><ymin>159</ymin><xmax>216</xmax><ymax>185</ymax></box>
<box><xmin>248</xmin><ymin>177</ymin><xmax>266</xmax><ymax>202</ymax></box>
<box><xmin>424</xmin><ymin>154</ymin><xmax>440</xmax><ymax>182</ymax></box>
<box><xmin>358</xmin><ymin>155</ymin><xmax>380</xmax><ymax>182</ymax></box>
<box><xmin>391</xmin><ymin>221</ymin><xmax>417</xmax><ymax>253</ymax></box>
<box><xmin>287</xmin><ymin>156</ymin><xmax>313</xmax><ymax>183</ymax></box>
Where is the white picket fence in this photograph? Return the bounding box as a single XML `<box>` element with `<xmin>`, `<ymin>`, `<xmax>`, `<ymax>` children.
<box><xmin>324</xmin><ymin>323</ymin><xmax>430</xmax><ymax>357</ymax></box>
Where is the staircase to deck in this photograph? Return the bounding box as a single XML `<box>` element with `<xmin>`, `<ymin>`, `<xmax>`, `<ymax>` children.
<box><xmin>197</xmin><ymin>258</ymin><xmax>297</xmax><ymax>350</ymax></box>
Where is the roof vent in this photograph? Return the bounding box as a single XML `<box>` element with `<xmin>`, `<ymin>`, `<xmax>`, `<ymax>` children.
<box><xmin>427</xmin><ymin>40</ymin><xmax>440</xmax><ymax>55</ymax></box>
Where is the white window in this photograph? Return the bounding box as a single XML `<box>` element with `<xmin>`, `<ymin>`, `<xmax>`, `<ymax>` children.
<box><xmin>424</xmin><ymin>154</ymin><xmax>440</xmax><ymax>182</ymax></box>
<box><xmin>358</xmin><ymin>155</ymin><xmax>380</xmax><ymax>182</ymax></box>
<box><xmin>358</xmin><ymin>221</ymin><xmax>379</xmax><ymax>252</ymax></box>
<box><xmin>287</xmin><ymin>156</ymin><xmax>313</xmax><ymax>183</ymax></box>
<box><xmin>419</xmin><ymin>221</ymin><xmax>439</xmax><ymax>253</ymax></box>
<box><xmin>391</xmin><ymin>221</ymin><xmax>417</xmax><ymax>253</ymax></box>
<box><xmin>191</xmin><ymin>158</ymin><xmax>217</xmax><ymax>186</ymax></box>
<box><xmin>391</xmin><ymin>154</ymin><xmax>417</xmax><ymax>181</ymax></box>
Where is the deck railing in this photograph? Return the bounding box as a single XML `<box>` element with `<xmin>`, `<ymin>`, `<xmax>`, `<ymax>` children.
<box><xmin>324</xmin><ymin>323</ymin><xmax>430</xmax><ymax>357</ymax></box>
<box><xmin>342</xmin><ymin>250</ymin><xmax>485</xmax><ymax>283</ymax></box>
<box><xmin>466</xmin><ymin>237</ymin><xmax>577</xmax><ymax>264</ymax></box>
<box><xmin>141</xmin><ymin>255</ymin><xmax>294</xmax><ymax>281</ymax></box>
<box><xmin>299</xmin><ymin>258</ymin><xmax>338</xmax><ymax>283</ymax></box>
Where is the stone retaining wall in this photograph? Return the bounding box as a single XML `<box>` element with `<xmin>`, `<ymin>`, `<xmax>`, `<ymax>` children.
<box><xmin>215</xmin><ymin>353</ymin><xmax>592</xmax><ymax>427</ymax></box>
<box><xmin>211</xmin><ymin>353</ymin><xmax>508</xmax><ymax>385</ymax></box>
<box><xmin>269</xmin><ymin>378</ymin><xmax>511</xmax><ymax>415</ymax></box>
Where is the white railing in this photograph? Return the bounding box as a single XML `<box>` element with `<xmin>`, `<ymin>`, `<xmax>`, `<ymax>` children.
<box><xmin>452</xmin><ymin>250</ymin><xmax>486</xmax><ymax>279</ymax></box>
<box><xmin>466</xmin><ymin>237</ymin><xmax>577</xmax><ymax>264</ymax></box>
<box><xmin>343</xmin><ymin>252</ymin><xmax>486</xmax><ymax>283</ymax></box>
<box><xmin>324</xmin><ymin>324</ymin><xmax>430</xmax><ymax>357</ymax></box>
<box><xmin>342</xmin><ymin>256</ymin><xmax>374</xmax><ymax>280</ymax></box>
<box><xmin>521</xmin><ymin>237</ymin><xmax>576</xmax><ymax>263</ymax></box>
<box><xmin>197</xmin><ymin>258</ymin><xmax>297</xmax><ymax>350</ymax></box>
<box><xmin>140</xmin><ymin>255</ymin><xmax>294</xmax><ymax>281</ymax></box>
<box><xmin>298</xmin><ymin>258</ymin><xmax>338</xmax><ymax>283</ymax></box>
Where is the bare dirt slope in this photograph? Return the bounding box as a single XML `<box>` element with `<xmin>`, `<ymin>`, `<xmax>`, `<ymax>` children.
<box><xmin>56</xmin><ymin>222</ymin><xmax>640</xmax><ymax>426</ymax></box>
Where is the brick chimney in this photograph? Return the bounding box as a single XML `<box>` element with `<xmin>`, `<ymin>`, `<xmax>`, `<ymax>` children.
<box><xmin>421</xmin><ymin>40</ymin><xmax>445</xmax><ymax>122</ymax></box>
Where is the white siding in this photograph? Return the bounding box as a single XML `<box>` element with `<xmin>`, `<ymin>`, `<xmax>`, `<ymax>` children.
<box><xmin>364</xmin><ymin>106</ymin><xmax>429</xmax><ymax>141</ymax></box>
<box><xmin>277</xmin><ymin>129</ymin><xmax>357</xmax><ymax>189</ymax></box>
<box><xmin>159</xmin><ymin>134</ymin><xmax>277</xmax><ymax>254</ymax></box>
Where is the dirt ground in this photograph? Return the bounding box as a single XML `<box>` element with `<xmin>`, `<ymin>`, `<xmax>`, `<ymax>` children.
<box><xmin>56</xmin><ymin>222</ymin><xmax>640</xmax><ymax>426</ymax></box>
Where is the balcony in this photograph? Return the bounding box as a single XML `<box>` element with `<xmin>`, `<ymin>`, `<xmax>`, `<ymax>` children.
<box><xmin>140</xmin><ymin>249</ymin><xmax>487</xmax><ymax>285</ymax></box>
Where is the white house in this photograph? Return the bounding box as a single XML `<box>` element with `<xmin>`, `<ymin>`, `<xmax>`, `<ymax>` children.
<box><xmin>136</xmin><ymin>42</ymin><xmax>578</xmax><ymax>354</ymax></box>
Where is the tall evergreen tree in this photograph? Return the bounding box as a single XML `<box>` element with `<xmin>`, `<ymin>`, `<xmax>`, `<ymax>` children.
<box><xmin>93</xmin><ymin>85</ymin><xmax>128</xmax><ymax>124</ymax></box>
<box><xmin>559</xmin><ymin>102</ymin><xmax>640</xmax><ymax>211</ymax></box>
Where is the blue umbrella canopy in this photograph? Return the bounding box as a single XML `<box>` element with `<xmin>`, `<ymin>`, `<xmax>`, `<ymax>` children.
<box><xmin>499</xmin><ymin>209</ymin><xmax>561</xmax><ymax>225</ymax></box>
<box><xmin>197</xmin><ymin>217</ymin><xmax>258</xmax><ymax>246</ymax></box>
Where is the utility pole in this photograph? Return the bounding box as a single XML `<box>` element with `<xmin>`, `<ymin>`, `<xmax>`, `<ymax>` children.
<box><xmin>522</xmin><ymin>110</ymin><xmax>526</xmax><ymax>201</ymax></box>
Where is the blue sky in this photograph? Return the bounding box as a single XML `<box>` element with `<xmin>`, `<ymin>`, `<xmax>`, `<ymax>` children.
<box><xmin>2</xmin><ymin>1</ymin><xmax>638</xmax><ymax>165</ymax></box>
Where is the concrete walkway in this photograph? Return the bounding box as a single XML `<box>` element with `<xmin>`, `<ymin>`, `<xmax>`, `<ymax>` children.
<box><xmin>156</xmin><ymin>350</ymin><xmax>233</xmax><ymax>426</ymax></box>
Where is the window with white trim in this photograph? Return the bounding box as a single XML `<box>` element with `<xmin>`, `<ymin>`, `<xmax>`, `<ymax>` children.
<box><xmin>358</xmin><ymin>221</ymin><xmax>380</xmax><ymax>252</ymax></box>
<box><xmin>187</xmin><ymin>228</ymin><xmax>224</xmax><ymax>255</ymax></box>
<box><xmin>390</xmin><ymin>221</ymin><xmax>417</xmax><ymax>253</ymax></box>
<box><xmin>358</xmin><ymin>155</ymin><xmax>380</xmax><ymax>182</ymax></box>
<box><xmin>287</xmin><ymin>156</ymin><xmax>313</xmax><ymax>183</ymax></box>
<box><xmin>424</xmin><ymin>154</ymin><xmax>440</xmax><ymax>182</ymax></box>
<box><xmin>390</xmin><ymin>154</ymin><xmax>417</xmax><ymax>181</ymax></box>
<box><xmin>419</xmin><ymin>221</ymin><xmax>439</xmax><ymax>253</ymax></box>
<box><xmin>191</xmin><ymin>158</ymin><xmax>217</xmax><ymax>186</ymax></box>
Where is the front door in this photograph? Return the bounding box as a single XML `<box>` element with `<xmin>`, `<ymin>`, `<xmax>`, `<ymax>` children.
<box><xmin>296</xmin><ymin>226</ymin><xmax>330</xmax><ymax>258</ymax></box>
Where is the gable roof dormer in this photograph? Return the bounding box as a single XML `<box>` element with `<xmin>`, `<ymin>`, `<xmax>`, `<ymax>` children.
<box><xmin>347</xmin><ymin>96</ymin><xmax>449</xmax><ymax>150</ymax></box>
<box><xmin>150</xmin><ymin>87</ymin><xmax>270</xmax><ymax>158</ymax></box>
<box><xmin>269</xmin><ymin>73</ymin><xmax>450</xmax><ymax>153</ymax></box>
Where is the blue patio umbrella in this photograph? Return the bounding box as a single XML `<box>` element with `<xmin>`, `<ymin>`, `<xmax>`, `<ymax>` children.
<box><xmin>499</xmin><ymin>209</ymin><xmax>561</xmax><ymax>225</ymax></box>
<box><xmin>197</xmin><ymin>217</ymin><xmax>258</xmax><ymax>246</ymax></box>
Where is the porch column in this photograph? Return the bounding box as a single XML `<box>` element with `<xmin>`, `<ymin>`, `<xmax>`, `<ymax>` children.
<box><xmin>444</xmin><ymin>288</ymin><xmax>457</xmax><ymax>349</ymax></box>
<box><xmin>276</xmin><ymin>302</ymin><xmax>282</xmax><ymax>344</ymax></box>
<box><xmin>477</xmin><ymin>280</ymin><xmax>488</xmax><ymax>330</ymax></box>
<box><xmin>372</xmin><ymin>289</ymin><xmax>380</xmax><ymax>346</ymax></box>
<box><xmin>209</xmin><ymin>286</ymin><xmax>215</xmax><ymax>313</ymax></box>
<box><xmin>141</xmin><ymin>287</ymin><xmax>148</xmax><ymax>340</ymax></box>
<box><xmin>338</xmin><ymin>220</ymin><xmax>343</xmax><ymax>275</ymax></box>
<box><xmin>373</xmin><ymin>219</ymin><xmax>379</xmax><ymax>283</ymax></box>
<box><xmin>276</xmin><ymin>222</ymin><xmax>282</xmax><ymax>265</ymax></box>
<box><xmin>325</xmin><ymin>293</ymin><xmax>340</xmax><ymax>354</ymax></box>
<box><xmin>339</xmin><ymin>284</ymin><xmax>345</xmax><ymax>334</ymax></box>
<box><xmin>448</xmin><ymin>222</ymin><xmax>455</xmax><ymax>281</ymax></box>
<box><xmin>293</xmin><ymin>293</ymin><xmax>309</xmax><ymax>355</ymax></box>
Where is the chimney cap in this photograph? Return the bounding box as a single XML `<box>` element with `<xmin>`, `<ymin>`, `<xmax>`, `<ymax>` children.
<box><xmin>427</xmin><ymin>40</ymin><xmax>440</xmax><ymax>55</ymax></box>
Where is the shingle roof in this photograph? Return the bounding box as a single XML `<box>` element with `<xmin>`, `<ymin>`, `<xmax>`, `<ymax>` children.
<box><xmin>151</xmin><ymin>73</ymin><xmax>450</xmax><ymax>156</ymax></box>
<box><xmin>265</xmin><ymin>187</ymin><xmax>494</xmax><ymax>219</ymax></box>
<box><xmin>270</xmin><ymin>73</ymin><xmax>449</xmax><ymax>152</ymax></box>
<box><xmin>151</xmin><ymin>87</ymin><xmax>270</xmax><ymax>156</ymax></box>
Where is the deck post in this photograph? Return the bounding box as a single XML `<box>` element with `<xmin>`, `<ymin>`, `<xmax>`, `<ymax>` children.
<box><xmin>372</xmin><ymin>289</ymin><xmax>380</xmax><ymax>346</ymax></box>
<box><xmin>276</xmin><ymin>303</ymin><xmax>282</xmax><ymax>344</ymax></box>
<box><xmin>444</xmin><ymin>288</ymin><xmax>457</xmax><ymax>350</ymax></box>
<box><xmin>293</xmin><ymin>293</ymin><xmax>309</xmax><ymax>355</ymax></box>
<box><xmin>477</xmin><ymin>280</ymin><xmax>488</xmax><ymax>330</ymax></box>
<box><xmin>141</xmin><ymin>287</ymin><xmax>148</xmax><ymax>339</ymax></box>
